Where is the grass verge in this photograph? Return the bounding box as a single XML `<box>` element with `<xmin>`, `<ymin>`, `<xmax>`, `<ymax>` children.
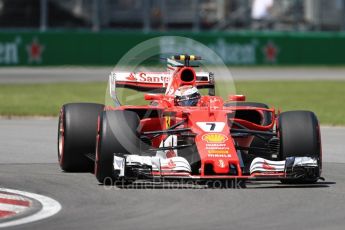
<box><xmin>0</xmin><ymin>81</ymin><xmax>344</xmax><ymax>125</ymax></box>
<box><xmin>235</xmin><ymin>81</ymin><xmax>345</xmax><ymax>125</ymax></box>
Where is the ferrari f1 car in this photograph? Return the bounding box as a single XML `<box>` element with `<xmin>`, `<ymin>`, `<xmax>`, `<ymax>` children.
<box><xmin>58</xmin><ymin>55</ymin><xmax>322</xmax><ymax>187</ymax></box>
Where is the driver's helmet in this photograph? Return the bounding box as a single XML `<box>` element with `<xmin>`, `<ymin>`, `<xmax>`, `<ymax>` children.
<box><xmin>174</xmin><ymin>85</ymin><xmax>201</xmax><ymax>106</ymax></box>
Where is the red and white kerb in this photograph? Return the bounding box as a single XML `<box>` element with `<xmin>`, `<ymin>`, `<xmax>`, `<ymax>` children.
<box><xmin>0</xmin><ymin>192</ymin><xmax>32</xmax><ymax>219</ymax></box>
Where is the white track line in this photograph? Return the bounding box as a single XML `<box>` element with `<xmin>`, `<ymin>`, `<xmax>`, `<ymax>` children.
<box><xmin>0</xmin><ymin>188</ymin><xmax>61</xmax><ymax>228</ymax></box>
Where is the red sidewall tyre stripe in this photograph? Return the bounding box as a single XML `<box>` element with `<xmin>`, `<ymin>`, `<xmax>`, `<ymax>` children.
<box><xmin>58</xmin><ymin>108</ymin><xmax>65</xmax><ymax>166</ymax></box>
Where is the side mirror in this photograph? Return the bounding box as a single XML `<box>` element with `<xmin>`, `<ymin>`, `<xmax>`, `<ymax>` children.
<box><xmin>228</xmin><ymin>95</ymin><xmax>246</xmax><ymax>101</ymax></box>
<box><xmin>144</xmin><ymin>94</ymin><xmax>174</xmax><ymax>101</ymax></box>
<box><xmin>144</xmin><ymin>94</ymin><xmax>164</xmax><ymax>101</ymax></box>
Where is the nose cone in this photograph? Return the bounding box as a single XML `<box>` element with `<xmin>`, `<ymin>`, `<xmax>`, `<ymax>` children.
<box><xmin>212</xmin><ymin>159</ymin><xmax>230</xmax><ymax>174</ymax></box>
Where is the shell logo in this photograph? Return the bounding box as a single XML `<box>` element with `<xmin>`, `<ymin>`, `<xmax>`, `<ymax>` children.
<box><xmin>202</xmin><ymin>133</ymin><xmax>228</xmax><ymax>143</ymax></box>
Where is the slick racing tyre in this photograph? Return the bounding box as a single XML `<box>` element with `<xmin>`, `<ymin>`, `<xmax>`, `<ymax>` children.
<box><xmin>278</xmin><ymin>111</ymin><xmax>321</xmax><ymax>183</ymax></box>
<box><xmin>58</xmin><ymin>103</ymin><xmax>104</xmax><ymax>172</ymax></box>
<box><xmin>95</xmin><ymin>110</ymin><xmax>140</xmax><ymax>184</ymax></box>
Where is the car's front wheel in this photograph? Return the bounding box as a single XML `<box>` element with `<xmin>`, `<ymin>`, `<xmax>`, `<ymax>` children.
<box><xmin>278</xmin><ymin>111</ymin><xmax>322</xmax><ymax>183</ymax></box>
<box><xmin>58</xmin><ymin>103</ymin><xmax>104</xmax><ymax>172</ymax></box>
<box><xmin>95</xmin><ymin>110</ymin><xmax>140</xmax><ymax>184</ymax></box>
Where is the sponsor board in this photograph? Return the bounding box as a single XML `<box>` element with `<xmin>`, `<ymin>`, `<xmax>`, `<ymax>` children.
<box><xmin>0</xmin><ymin>36</ymin><xmax>45</xmax><ymax>65</ymax></box>
<box><xmin>160</xmin><ymin>37</ymin><xmax>259</xmax><ymax>65</ymax></box>
<box><xmin>0</xmin><ymin>37</ymin><xmax>20</xmax><ymax>64</ymax></box>
<box><xmin>208</xmin><ymin>38</ymin><xmax>257</xmax><ymax>64</ymax></box>
<box><xmin>262</xmin><ymin>41</ymin><xmax>279</xmax><ymax>63</ymax></box>
<box><xmin>0</xmin><ymin>34</ymin><xmax>279</xmax><ymax>66</ymax></box>
<box><xmin>4</xmin><ymin>31</ymin><xmax>345</xmax><ymax>66</ymax></box>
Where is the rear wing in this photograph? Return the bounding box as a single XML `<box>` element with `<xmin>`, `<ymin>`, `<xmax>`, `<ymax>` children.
<box><xmin>109</xmin><ymin>71</ymin><xmax>215</xmax><ymax>94</ymax></box>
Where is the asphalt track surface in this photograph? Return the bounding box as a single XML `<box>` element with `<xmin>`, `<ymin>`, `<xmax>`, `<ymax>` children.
<box><xmin>1</xmin><ymin>67</ymin><xmax>345</xmax><ymax>83</ymax></box>
<box><xmin>0</xmin><ymin>119</ymin><xmax>344</xmax><ymax>230</ymax></box>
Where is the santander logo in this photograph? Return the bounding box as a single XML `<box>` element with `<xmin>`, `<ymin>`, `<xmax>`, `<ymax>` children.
<box><xmin>167</xmin><ymin>159</ymin><xmax>176</xmax><ymax>168</ymax></box>
<box><xmin>263</xmin><ymin>160</ymin><xmax>275</xmax><ymax>170</ymax></box>
<box><xmin>125</xmin><ymin>72</ymin><xmax>170</xmax><ymax>83</ymax></box>
<box><xmin>126</xmin><ymin>73</ymin><xmax>137</xmax><ymax>81</ymax></box>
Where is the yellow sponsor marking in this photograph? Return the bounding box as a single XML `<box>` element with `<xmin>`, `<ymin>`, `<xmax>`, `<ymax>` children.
<box><xmin>166</xmin><ymin>116</ymin><xmax>171</xmax><ymax>128</ymax></box>
<box><xmin>208</xmin><ymin>150</ymin><xmax>229</xmax><ymax>154</ymax></box>
<box><xmin>202</xmin><ymin>133</ymin><xmax>228</xmax><ymax>143</ymax></box>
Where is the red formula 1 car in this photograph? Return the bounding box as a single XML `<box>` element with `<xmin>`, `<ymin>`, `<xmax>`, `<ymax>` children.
<box><xmin>58</xmin><ymin>55</ymin><xmax>322</xmax><ymax>187</ymax></box>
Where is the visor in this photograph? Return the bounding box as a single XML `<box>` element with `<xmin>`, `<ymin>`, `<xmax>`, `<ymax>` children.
<box><xmin>175</xmin><ymin>92</ymin><xmax>200</xmax><ymax>106</ymax></box>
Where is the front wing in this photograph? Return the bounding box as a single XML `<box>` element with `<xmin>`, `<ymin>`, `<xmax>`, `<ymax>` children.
<box><xmin>113</xmin><ymin>155</ymin><xmax>319</xmax><ymax>181</ymax></box>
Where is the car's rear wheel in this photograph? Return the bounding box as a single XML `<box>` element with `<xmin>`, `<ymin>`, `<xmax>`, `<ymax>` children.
<box><xmin>278</xmin><ymin>111</ymin><xmax>321</xmax><ymax>183</ymax></box>
<box><xmin>58</xmin><ymin>103</ymin><xmax>104</xmax><ymax>172</ymax></box>
<box><xmin>95</xmin><ymin>110</ymin><xmax>140</xmax><ymax>184</ymax></box>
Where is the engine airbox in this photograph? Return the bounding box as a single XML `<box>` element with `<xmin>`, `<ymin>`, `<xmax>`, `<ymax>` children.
<box><xmin>179</xmin><ymin>67</ymin><xmax>196</xmax><ymax>84</ymax></box>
